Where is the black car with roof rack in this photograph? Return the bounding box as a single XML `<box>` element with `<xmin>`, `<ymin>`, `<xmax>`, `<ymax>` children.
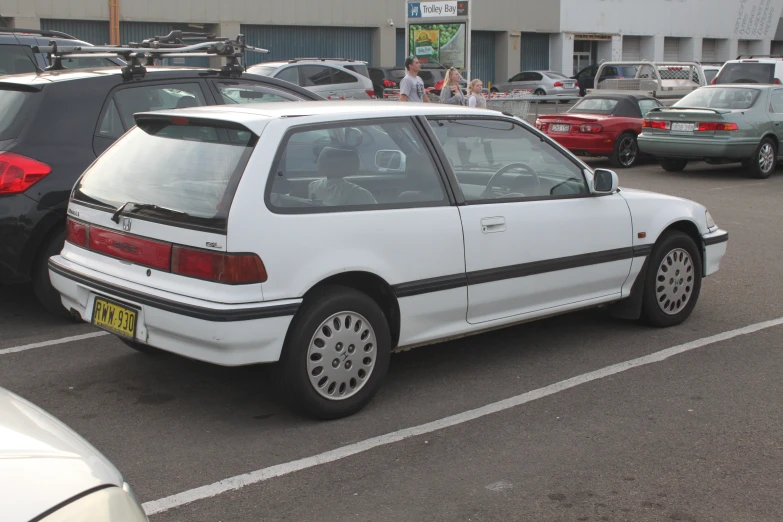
<box><xmin>0</xmin><ymin>27</ymin><xmax>125</xmax><ymax>75</ymax></box>
<box><xmin>0</xmin><ymin>31</ymin><xmax>322</xmax><ymax>317</ymax></box>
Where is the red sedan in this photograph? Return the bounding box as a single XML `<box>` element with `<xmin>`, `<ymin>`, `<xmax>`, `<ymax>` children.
<box><xmin>536</xmin><ymin>93</ymin><xmax>663</xmax><ymax>168</ymax></box>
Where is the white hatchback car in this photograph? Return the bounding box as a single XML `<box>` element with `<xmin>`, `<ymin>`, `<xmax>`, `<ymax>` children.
<box><xmin>49</xmin><ymin>102</ymin><xmax>728</xmax><ymax>419</ymax></box>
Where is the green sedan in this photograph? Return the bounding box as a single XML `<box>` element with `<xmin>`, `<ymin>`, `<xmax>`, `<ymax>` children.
<box><xmin>637</xmin><ymin>85</ymin><xmax>782</xmax><ymax>178</ymax></box>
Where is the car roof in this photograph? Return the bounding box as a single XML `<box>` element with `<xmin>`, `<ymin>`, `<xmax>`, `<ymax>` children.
<box><xmin>583</xmin><ymin>92</ymin><xmax>656</xmax><ymax>101</ymax></box>
<box><xmin>136</xmin><ymin>100</ymin><xmax>502</xmax><ymax>134</ymax></box>
<box><xmin>252</xmin><ymin>59</ymin><xmax>366</xmax><ymax>67</ymax></box>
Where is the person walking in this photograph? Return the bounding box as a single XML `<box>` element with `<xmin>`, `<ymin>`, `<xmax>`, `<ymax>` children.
<box><xmin>468</xmin><ymin>79</ymin><xmax>487</xmax><ymax>108</ymax></box>
<box><xmin>400</xmin><ymin>56</ymin><xmax>430</xmax><ymax>103</ymax></box>
<box><xmin>439</xmin><ymin>67</ymin><xmax>466</xmax><ymax>105</ymax></box>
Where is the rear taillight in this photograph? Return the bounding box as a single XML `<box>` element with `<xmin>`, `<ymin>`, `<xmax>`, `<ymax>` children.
<box><xmin>383</xmin><ymin>79</ymin><xmax>396</xmax><ymax>87</ymax></box>
<box><xmin>0</xmin><ymin>152</ymin><xmax>52</xmax><ymax>195</ymax></box>
<box><xmin>696</xmin><ymin>122</ymin><xmax>739</xmax><ymax>131</ymax></box>
<box><xmin>579</xmin><ymin>123</ymin><xmax>603</xmax><ymax>134</ymax></box>
<box><xmin>171</xmin><ymin>246</ymin><xmax>267</xmax><ymax>284</ymax></box>
<box><xmin>710</xmin><ymin>78</ymin><xmax>717</xmax><ymax>85</ymax></box>
<box><xmin>535</xmin><ymin>119</ymin><xmax>547</xmax><ymax>131</ymax></box>
<box><xmin>553</xmin><ymin>81</ymin><xmax>564</xmax><ymax>87</ymax></box>
<box><xmin>642</xmin><ymin>120</ymin><xmax>670</xmax><ymax>130</ymax></box>
<box><xmin>89</xmin><ymin>226</ymin><xmax>172</xmax><ymax>271</ymax></box>
<box><xmin>63</xmin><ymin>219</ymin><xmax>267</xmax><ymax>284</ymax></box>
<box><xmin>66</xmin><ymin>218</ymin><xmax>88</xmax><ymax>248</ymax></box>
<box><xmin>775</xmin><ymin>79</ymin><xmax>782</xmax><ymax>85</ymax></box>
<box><xmin>365</xmin><ymin>89</ymin><xmax>376</xmax><ymax>98</ymax></box>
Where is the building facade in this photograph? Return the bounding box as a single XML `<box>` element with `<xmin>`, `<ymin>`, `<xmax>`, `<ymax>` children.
<box><xmin>3</xmin><ymin>0</ymin><xmax>783</xmax><ymax>84</ymax></box>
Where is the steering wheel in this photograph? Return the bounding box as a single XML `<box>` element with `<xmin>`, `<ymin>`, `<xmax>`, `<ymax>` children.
<box><xmin>480</xmin><ymin>162</ymin><xmax>541</xmax><ymax>199</ymax></box>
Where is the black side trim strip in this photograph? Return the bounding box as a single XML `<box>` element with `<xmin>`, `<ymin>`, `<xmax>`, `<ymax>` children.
<box><xmin>392</xmin><ymin>274</ymin><xmax>467</xmax><ymax>298</ymax></box>
<box><xmin>394</xmin><ymin>247</ymin><xmax>639</xmax><ymax>298</ymax></box>
<box><xmin>704</xmin><ymin>232</ymin><xmax>729</xmax><ymax>246</ymax></box>
<box><xmin>467</xmin><ymin>247</ymin><xmax>634</xmax><ymax>286</ymax></box>
<box><xmin>633</xmin><ymin>244</ymin><xmax>654</xmax><ymax>257</ymax></box>
<box><xmin>49</xmin><ymin>261</ymin><xmax>298</xmax><ymax>322</ymax></box>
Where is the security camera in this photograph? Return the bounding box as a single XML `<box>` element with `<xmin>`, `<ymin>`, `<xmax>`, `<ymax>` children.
<box><xmin>388</xmin><ymin>19</ymin><xmax>394</xmax><ymax>27</ymax></box>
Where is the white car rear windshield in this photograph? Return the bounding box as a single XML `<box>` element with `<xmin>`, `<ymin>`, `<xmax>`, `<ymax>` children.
<box><xmin>716</xmin><ymin>63</ymin><xmax>775</xmax><ymax>84</ymax></box>
<box><xmin>676</xmin><ymin>87</ymin><xmax>760</xmax><ymax>110</ymax></box>
<box><xmin>73</xmin><ymin>119</ymin><xmax>256</xmax><ymax>230</ymax></box>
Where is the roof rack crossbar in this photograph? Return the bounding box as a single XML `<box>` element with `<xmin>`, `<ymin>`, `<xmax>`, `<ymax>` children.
<box><xmin>736</xmin><ymin>54</ymin><xmax>783</xmax><ymax>59</ymax></box>
<box><xmin>31</xmin><ymin>32</ymin><xmax>269</xmax><ymax>79</ymax></box>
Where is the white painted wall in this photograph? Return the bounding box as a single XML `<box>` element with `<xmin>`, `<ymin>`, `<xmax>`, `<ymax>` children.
<box><xmin>560</xmin><ymin>0</ymin><xmax>783</xmax><ymax>40</ymax></box>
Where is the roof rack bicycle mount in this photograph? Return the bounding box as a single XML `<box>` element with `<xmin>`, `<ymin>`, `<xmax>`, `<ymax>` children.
<box><xmin>32</xmin><ymin>31</ymin><xmax>269</xmax><ymax>79</ymax></box>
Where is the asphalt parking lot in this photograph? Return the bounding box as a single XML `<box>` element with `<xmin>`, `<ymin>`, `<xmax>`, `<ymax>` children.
<box><xmin>2</xmin><ymin>158</ymin><xmax>782</xmax><ymax>521</ymax></box>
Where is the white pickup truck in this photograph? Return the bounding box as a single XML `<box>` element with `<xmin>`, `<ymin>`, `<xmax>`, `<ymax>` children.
<box><xmin>586</xmin><ymin>61</ymin><xmax>708</xmax><ymax>101</ymax></box>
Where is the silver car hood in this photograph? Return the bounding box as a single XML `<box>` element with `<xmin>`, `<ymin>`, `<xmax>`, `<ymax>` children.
<box><xmin>0</xmin><ymin>387</ymin><xmax>123</xmax><ymax>522</ymax></box>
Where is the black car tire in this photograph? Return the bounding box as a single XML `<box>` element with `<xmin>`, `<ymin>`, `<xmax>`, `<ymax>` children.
<box><xmin>32</xmin><ymin>229</ymin><xmax>71</xmax><ymax>319</ymax></box>
<box><xmin>658</xmin><ymin>157</ymin><xmax>688</xmax><ymax>172</ymax></box>
<box><xmin>279</xmin><ymin>285</ymin><xmax>391</xmax><ymax>420</ymax></box>
<box><xmin>609</xmin><ymin>132</ymin><xmax>639</xmax><ymax>168</ymax></box>
<box><xmin>744</xmin><ymin>137</ymin><xmax>776</xmax><ymax>179</ymax></box>
<box><xmin>641</xmin><ymin>231</ymin><xmax>703</xmax><ymax>328</ymax></box>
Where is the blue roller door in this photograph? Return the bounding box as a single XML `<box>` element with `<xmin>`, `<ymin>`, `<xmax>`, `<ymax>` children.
<box><xmin>40</xmin><ymin>19</ymin><xmax>110</xmax><ymax>46</ymax></box>
<box><xmin>240</xmin><ymin>25</ymin><xmax>374</xmax><ymax>67</ymax></box>
<box><xmin>520</xmin><ymin>32</ymin><xmax>549</xmax><ymax>71</ymax></box>
<box><xmin>396</xmin><ymin>29</ymin><xmax>406</xmax><ymax>67</ymax></box>
<box><xmin>471</xmin><ymin>31</ymin><xmax>496</xmax><ymax>84</ymax></box>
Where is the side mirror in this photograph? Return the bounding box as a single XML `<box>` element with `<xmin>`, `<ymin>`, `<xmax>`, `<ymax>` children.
<box><xmin>375</xmin><ymin>150</ymin><xmax>406</xmax><ymax>172</ymax></box>
<box><xmin>593</xmin><ymin>169</ymin><xmax>619</xmax><ymax>193</ymax></box>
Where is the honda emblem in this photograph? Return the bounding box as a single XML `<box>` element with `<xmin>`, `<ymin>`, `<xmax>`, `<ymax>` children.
<box><xmin>122</xmin><ymin>217</ymin><xmax>132</xmax><ymax>232</ymax></box>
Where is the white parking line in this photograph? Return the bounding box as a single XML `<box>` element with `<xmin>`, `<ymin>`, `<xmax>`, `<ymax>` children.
<box><xmin>0</xmin><ymin>332</ymin><xmax>109</xmax><ymax>355</ymax></box>
<box><xmin>142</xmin><ymin>316</ymin><xmax>783</xmax><ymax>516</ymax></box>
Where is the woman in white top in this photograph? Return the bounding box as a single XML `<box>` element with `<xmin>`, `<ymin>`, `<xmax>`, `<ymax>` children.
<box><xmin>468</xmin><ymin>79</ymin><xmax>487</xmax><ymax>108</ymax></box>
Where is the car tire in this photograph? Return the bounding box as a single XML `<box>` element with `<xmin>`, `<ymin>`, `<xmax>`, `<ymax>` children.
<box><xmin>119</xmin><ymin>338</ymin><xmax>164</xmax><ymax>355</ymax></box>
<box><xmin>745</xmin><ymin>137</ymin><xmax>776</xmax><ymax>179</ymax></box>
<box><xmin>658</xmin><ymin>157</ymin><xmax>688</xmax><ymax>172</ymax></box>
<box><xmin>640</xmin><ymin>231</ymin><xmax>702</xmax><ymax>328</ymax></box>
<box><xmin>32</xmin><ymin>229</ymin><xmax>71</xmax><ymax>320</ymax></box>
<box><xmin>609</xmin><ymin>132</ymin><xmax>639</xmax><ymax>168</ymax></box>
<box><xmin>279</xmin><ymin>285</ymin><xmax>391</xmax><ymax>420</ymax></box>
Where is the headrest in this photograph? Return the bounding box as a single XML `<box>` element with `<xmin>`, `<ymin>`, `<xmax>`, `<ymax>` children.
<box><xmin>317</xmin><ymin>146</ymin><xmax>360</xmax><ymax>178</ymax></box>
<box><xmin>177</xmin><ymin>96</ymin><xmax>198</xmax><ymax>109</ymax></box>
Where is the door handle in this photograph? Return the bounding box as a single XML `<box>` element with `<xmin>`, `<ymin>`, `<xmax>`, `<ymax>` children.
<box><xmin>481</xmin><ymin>216</ymin><xmax>506</xmax><ymax>233</ymax></box>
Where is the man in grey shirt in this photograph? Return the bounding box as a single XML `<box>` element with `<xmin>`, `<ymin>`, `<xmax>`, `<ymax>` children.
<box><xmin>400</xmin><ymin>56</ymin><xmax>430</xmax><ymax>103</ymax></box>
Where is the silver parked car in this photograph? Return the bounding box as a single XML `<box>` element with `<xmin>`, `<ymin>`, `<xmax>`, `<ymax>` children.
<box><xmin>0</xmin><ymin>387</ymin><xmax>147</xmax><ymax>522</ymax></box>
<box><xmin>491</xmin><ymin>70</ymin><xmax>580</xmax><ymax>96</ymax></box>
<box><xmin>246</xmin><ymin>58</ymin><xmax>375</xmax><ymax>99</ymax></box>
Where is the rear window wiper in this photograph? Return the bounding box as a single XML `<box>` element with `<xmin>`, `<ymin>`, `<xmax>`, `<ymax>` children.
<box><xmin>111</xmin><ymin>202</ymin><xmax>189</xmax><ymax>223</ymax></box>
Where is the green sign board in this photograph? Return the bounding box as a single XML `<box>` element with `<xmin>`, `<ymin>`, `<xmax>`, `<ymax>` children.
<box><xmin>409</xmin><ymin>23</ymin><xmax>466</xmax><ymax>69</ymax></box>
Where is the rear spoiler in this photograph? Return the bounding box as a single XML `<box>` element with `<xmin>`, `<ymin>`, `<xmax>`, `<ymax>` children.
<box><xmin>648</xmin><ymin>107</ymin><xmax>730</xmax><ymax>115</ymax></box>
<box><xmin>134</xmin><ymin>113</ymin><xmax>259</xmax><ymax>135</ymax></box>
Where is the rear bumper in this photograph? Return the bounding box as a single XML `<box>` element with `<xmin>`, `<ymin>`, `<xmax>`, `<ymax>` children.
<box><xmin>637</xmin><ymin>135</ymin><xmax>757</xmax><ymax>160</ymax></box>
<box><xmin>702</xmin><ymin>229</ymin><xmax>728</xmax><ymax>277</ymax></box>
<box><xmin>49</xmin><ymin>256</ymin><xmax>300</xmax><ymax>366</ymax></box>
<box><xmin>545</xmin><ymin>132</ymin><xmax>615</xmax><ymax>155</ymax></box>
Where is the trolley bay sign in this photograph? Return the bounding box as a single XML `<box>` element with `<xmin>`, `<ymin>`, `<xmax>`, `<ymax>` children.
<box><xmin>408</xmin><ymin>1</ymin><xmax>468</xmax><ymax>18</ymax></box>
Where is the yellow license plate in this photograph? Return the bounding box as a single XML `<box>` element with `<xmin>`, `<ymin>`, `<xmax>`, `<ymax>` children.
<box><xmin>92</xmin><ymin>297</ymin><xmax>138</xmax><ymax>339</ymax></box>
